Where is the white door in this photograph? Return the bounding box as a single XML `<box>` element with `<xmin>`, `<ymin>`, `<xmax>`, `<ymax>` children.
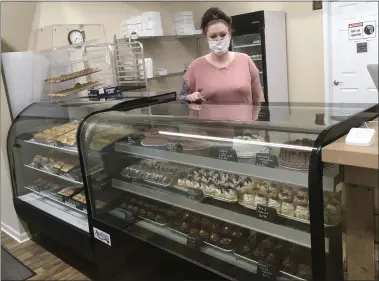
<box><xmin>330</xmin><ymin>1</ymin><xmax>378</xmax><ymax>108</ymax></box>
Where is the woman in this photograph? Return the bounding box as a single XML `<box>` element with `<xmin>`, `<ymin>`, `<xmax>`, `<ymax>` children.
<box><xmin>181</xmin><ymin>7</ymin><xmax>265</xmax><ymax>105</ymax></box>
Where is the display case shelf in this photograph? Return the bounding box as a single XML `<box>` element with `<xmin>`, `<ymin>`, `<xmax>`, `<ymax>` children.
<box><xmin>112</xmin><ymin>179</ymin><xmax>329</xmax><ymax>251</ymax></box>
<box><xmin>23</xmin><ymin>139</ymin><xmax>78</xmax><ymax>154</ymax></box>
<box><xmin>110</xmin><ymin>207</ymin><xmax>303</xmax><ymax>281</ymax></box>
<box><xmin>18</xmin><ymin>193</ymin><xmax>89</xmax><ymax>232</ymax></box>
<box><xmin>114</xmin><ymin>143</ymin><xmax>338</xmax><ymax>191</ymax></box>
<box><xmin>24</xmin><ymin>185</ymin><xmax>87</xmax><ymax>215</ymax></box>
<box><xmin>25</xmin><ymin>164</ymin><xmax>83</xmax><ymax>185</ymax></box>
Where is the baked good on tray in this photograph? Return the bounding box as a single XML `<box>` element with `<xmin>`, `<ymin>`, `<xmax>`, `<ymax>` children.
<box><xmin>142</xmin><ymin>127</ymin><xmax>171</xmax><ymax>146</ymax></box>
<box><xmin>175</xmin><ymin>168</ymin><xmax>248</xmax><ymax>201</ymax></box>
<box><xmin>45</xmin><ymin>68</ymin><xmax>101</xmax><ymax>83</ymax></box>
<box><xmin>33</xmin><ymin>122</ymin><xmax>78</xmax><ymax>142</ymax></box>
<box><xmin>278</xmin><ymin>138</ymin><xmax>314</xmax><ymax>170</ymax></box>
<box><xmin>232</xmin><ymin>134</ymin><xmax>269</xmax><ymax>158</ymax></box>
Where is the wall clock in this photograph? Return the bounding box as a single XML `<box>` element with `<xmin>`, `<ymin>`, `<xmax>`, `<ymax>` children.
<box><xmin>68</xmin><ymin>29</ymin><xmax>85</xmax><ymax>45</ymax></box>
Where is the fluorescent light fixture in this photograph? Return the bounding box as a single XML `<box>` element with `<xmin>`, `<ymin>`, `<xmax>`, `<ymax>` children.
<box><xmin>158</xmin><ymin>131</ymin><xmax>314</xmax><ymax>152</ymax></box>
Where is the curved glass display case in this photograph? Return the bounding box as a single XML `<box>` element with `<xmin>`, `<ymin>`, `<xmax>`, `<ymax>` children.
<box><xmin>6</xmin><ymin>92</ymin><xmax>176</xmax><ymax>261</ymax></box>
<box><xmin>78</xmin><ymin>102</ymin><xmax>377</xmax><ymax>280</ymax></box>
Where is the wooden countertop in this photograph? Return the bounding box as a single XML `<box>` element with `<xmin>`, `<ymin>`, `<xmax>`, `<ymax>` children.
<box><xmin>322</xmin><ymin>121</ymin><xmax>378</xmax><ymax>169</ymax></box>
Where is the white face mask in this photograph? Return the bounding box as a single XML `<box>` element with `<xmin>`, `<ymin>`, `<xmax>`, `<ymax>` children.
<box><xmin>208</xmin><ymin>39</ymin><xmax>230</xmax><ymax>56</ymax></box>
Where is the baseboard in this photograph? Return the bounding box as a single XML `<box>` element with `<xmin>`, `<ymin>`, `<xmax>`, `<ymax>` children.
<box><xmin>1</xmin><ymin>222</ymin><xmax>30</xmax><ymax>243</ymax></box>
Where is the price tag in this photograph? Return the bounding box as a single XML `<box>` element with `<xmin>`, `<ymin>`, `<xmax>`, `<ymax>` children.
<box><xmin>218</xmin><ymin>148</ymin><xmax>237</xmax><ymax>162</ymax></box>
<box><xmin>127</xmin><ymin>134</ymin><xmax>142</xmax><ymax>146</ymax></box>
<box><xmin>256</xmin><ymin>204</ymin><xmax>277</xmax><ymax>222</ymax></box>
<box><xmin>187</xmin><ymin>234</ymin><xmax>203</xmax><ymax>249</ymax></box>
<box><xmin>125</xmin><ymin>211</ymin><xmax>136</xmax><ymax>223</ymax></box>
<box><xmin>257</xmin><ymin>262</ymin><xmax>278</xmax><ymax>280</ymax></box>
<box><xmin>167</xmin><ymin>140</ymin><xmax>183</xmax><ymax>153</ymax></box>
<box><xmin>255</xmin><ymin>153</ymin><xmax>278</xmax><ymax>168</ymax></box>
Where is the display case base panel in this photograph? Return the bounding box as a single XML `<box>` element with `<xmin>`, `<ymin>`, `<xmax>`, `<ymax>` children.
<box><xmin>110</xmin><ymin>208</ymin><xmax>292</xmax><ymax>281</ymax></box>
<box><xmin>19</xmin><ymin>193</ymin><xmax>89</xmax><ymax>232</ymax></box>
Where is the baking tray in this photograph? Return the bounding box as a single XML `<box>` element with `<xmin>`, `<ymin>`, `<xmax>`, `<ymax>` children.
<box><xmin>234</xmin><ymin>251</ymin><xmax>306</xmax><ymax>281</ymax></box>
<box><xmin>139</xmin><ymin>215</ymin><xmax>168</xmax><ymax>227</ymax></box>
<box><xmin>45</xmin><ymin>68</ymin><xmax>102</xmax><ymax>83</ymax></box>
<box><xmin>203</xmin><ymin>241</ymin><xmax>234</xmax><ymax>252</ymax></box>
<box><xmin>169</xmin><ymin>227</ymin><xmax>188</xmax><ymax>237</ymax></box>
<box><xmin>238</xmin><ymin>200</ymin><xmax>339</xmax><ymax>227</ymax></box>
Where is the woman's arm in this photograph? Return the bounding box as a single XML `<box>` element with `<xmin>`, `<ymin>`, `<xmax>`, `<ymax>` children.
<box><xmin>179</xmin><ymin>81</ymin><xmax>192</xmax><ymax>103</ymax></box>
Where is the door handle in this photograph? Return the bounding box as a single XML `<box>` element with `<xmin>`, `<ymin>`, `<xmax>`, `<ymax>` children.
<box><xmin>333</xmin><ymin>80</ymin><xmax>344</xmax><ymax>86</ymax></box>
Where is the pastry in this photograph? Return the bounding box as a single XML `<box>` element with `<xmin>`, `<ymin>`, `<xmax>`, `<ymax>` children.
<box><xmin>256</xmin><ymin>179</ymin><xmax>277</xmax><ymax>194</ymax></box>
<box><xmin>297</xmin><ymin>264</ymin><xmax>312</xmax><ymax>279</ymax></box>
<box><xmin>265</xmin><ymin>252</ymin><xmax>280</xmax><ymax>266</ymax></box>
<box><xmin>220</xmin><ymin>238</ymin><xmax>233</xmax><ymax>250</ymax></box>
<box><xmin>48</xmin><ymin>81</ymin><xmax>101</xmax><ymax>97</ymax></box>
<box><xmin>282</xmin><ymin>256</ymin><xmax>297</xmax><ymax>274</ymax></box>
<box><xmin>281</xmin><ymin>199</ymin><xmax>296</xmax><ymax>217</ymax></box>
<box><xmin>252</xmin><ymin>247</ymin><xmax>266</xmax><ymax>259</ymax></box>
<box><xmin>45</xmin><ymin>68</ymin><xmax>101</xmax><ymax>83</ymax></box>
<box><xmin>72</xmin><ymin>192</ymin><xmax>86</xmax><ymax>204</ymax></box>
<box><xmin>199</xmin><ymin>229</ymin><xmax>209</xmax><ymax>239</ymax></box>
<box><xmin>267</xmin><ymin>194</ymin><xmax>281</xmax><ymax>213</ymax></box>
<box><xmin>232</xmin><ymin>134</ymin><xmax>269</xmax><ymax>158</ymax></box>
<box><xmin>209</xmin><ymin>233</ymin><xmax>220</xmax><ymax>244</ymax></box>
<box><xmin>242</xmin><ymin>192</ymin><xmax>255</xmax><ymax>205</ymax></box>
<box><xmin>325</xmin><ymin>199</ymin><xmax>342</xmax><ymax>224</ymax></box>
<box><xmin>294</xmin><ymin>189</ymin><xmax>309</xmax><ymax>205</ymax></box>
<box><xmin>220</xmin><ymin>225</ymin><xmax>231</xmax><ymax>235</ymax></box>
<box><xmin>254</xmin><ymin>192</ymin><xmax>267</xmax><ymax>207</ymax></box>
<box><xmin>295</xmin><ymin>203</ymin><xmax>310</xmax><ymax>220</ymax></box>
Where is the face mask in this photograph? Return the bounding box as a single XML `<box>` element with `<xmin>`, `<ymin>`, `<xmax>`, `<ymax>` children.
<box><xmin>208</xmin><ymin>39</ymin><xmax>230</xmax><ymax>56</ymax></box>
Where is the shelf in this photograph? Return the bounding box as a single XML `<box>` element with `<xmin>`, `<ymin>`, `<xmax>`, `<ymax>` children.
<box><xmin>24</xmin><ymin>185</ymin><xmax>87</xmax><ymax>215</ymax></box>
<box><xmin>233</xmin><ymin>43</ymin><xmax>261</xmax><ymax>49</ymax></box>
<box><xmin>114</xmin><ymin>143</ymin><xmax>338</xmax><ymax>190</ymax></box>
<box><xmin>111</xmin><ymin>207</ymin><xmax>307</xmax><ymax>281</ymax></box>
<box><xmin>148</xmin><ymin>71</ymin><xmax>185</xmax><ymax>80</ymax></box>
<box><xmin>19</xmin><ymin>193</ymin><xmax>88</xmax><ymax>232</ymax></box>
<box><xmin>112</xmin><ymin>179</ymin><xmax>330</xmax><ymax>252</ymax></box>
<box><xmin>25</xmin><ymin>164</ymin><xmax>83</xmax><ymax>185</ymax></box>
<box><xmin>123</xmin><ymin>34</ymin><xmax>202</xmax><ymax>41</ymax></box>
<box><xmin>23</xmin><ymin>139</ymin><xmax>78</xmax><ymax>155</ymax></box>
<box><xmin>45</xmin><ymin>68</ymin><xmax>102</xmax><ymax>84</ymax></box>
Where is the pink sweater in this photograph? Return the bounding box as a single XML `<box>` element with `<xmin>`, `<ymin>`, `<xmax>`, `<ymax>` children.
<box><xmin>183</xmin><ymin>52</ymin><xmax>263</xmax><ymax>103</ymax></box>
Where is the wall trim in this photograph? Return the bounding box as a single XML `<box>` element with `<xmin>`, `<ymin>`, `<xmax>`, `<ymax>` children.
<box><xmin>1</xmin><ymin>222</ymin><xmax>30</xmax><ymax>243</ymax></box>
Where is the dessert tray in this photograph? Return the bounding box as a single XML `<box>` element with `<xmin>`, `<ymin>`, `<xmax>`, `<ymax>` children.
<box><xmin>238</xmin><ymin>179</ymin><xmax>342</xmax><ymax>226</ymax></box>
<box><xmin>48</xmin><ymin>81</ymin><xmax>102</xmax><ymax>97</ymax></box>
<box><xmin>232</xmin><ymin>134</ymin><xmax>270</xmax><ymax>159</ymax></box>
<box><xmin>45</xmin><ymin>68</ymin><xmax>102</xmax><ymax>83</ymax></box>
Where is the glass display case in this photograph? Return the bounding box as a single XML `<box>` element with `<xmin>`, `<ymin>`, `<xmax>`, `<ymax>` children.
<box><xmin>78</xmin><ymin>102</ymin><xmax>377</xmax><ymax>281</ymax></box>
<box><xmin>7</xmin><ymin>91</ymin><xmax>176</xmax><ymax>261</ymax></box>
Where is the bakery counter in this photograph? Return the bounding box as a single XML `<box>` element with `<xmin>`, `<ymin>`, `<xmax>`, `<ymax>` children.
<box><xmin>322</xmin><ymin>120</ymin><xmax>378</xmax><ymax>280</ymax></box>
<box><xmin>77</xmin><ymin>103</ymin><xmax>379</xmax><ymax>281</ymax></box>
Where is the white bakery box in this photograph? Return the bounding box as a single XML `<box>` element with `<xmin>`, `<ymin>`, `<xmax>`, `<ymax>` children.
<box><xmin>121</xmin><ymin>11</ymin><xmax>163</xmax><ymax>37</ymax></box>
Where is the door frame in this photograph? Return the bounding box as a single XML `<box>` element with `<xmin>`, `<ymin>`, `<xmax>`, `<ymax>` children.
<box><xmin>322</xmin><ymin>1</ymin><xmax>333</xmax><ymax>106</ymax></box>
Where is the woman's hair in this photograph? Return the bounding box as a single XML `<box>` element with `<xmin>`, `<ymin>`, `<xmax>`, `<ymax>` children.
<box><xmin>201</xmin><ymin>7</ymin><xmax>232</xmax><ymax>34</ymax></box>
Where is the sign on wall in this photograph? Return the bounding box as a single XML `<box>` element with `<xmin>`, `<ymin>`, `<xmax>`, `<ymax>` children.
<box><xmin>349</xmin><ymin>21</ymin><xmax>376</xmax><ymax>40</ymax></box>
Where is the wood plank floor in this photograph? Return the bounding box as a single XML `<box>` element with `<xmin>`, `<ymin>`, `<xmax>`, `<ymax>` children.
<box><xmin>1</xmin><ymin>231</ymin><xmax>90</xmax><ymax>280</ymax></box>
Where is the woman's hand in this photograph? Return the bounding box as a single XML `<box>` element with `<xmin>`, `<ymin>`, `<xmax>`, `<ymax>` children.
<box><xmin>186</xmin><ymin>92</ymin><xmax>205</xmax><ymax>103</ymax></box>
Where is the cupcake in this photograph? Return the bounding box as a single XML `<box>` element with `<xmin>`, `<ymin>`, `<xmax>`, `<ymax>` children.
<box><xmin>297</xmin><ymin>264</ymin><xmax>312</xmax><ymax>279</ymax></box>
<box><xmin>294</xmin><ymin>189</ymin><xmax>309</xmax><ymax>205</ymax></box>
<box><xmin>242</xmin><ymin>191</ymin><xmax>255</xmax><ymax>205</ymax></box>
<box><xmin>209</xmin><ymin>232</ymin><xmax>220</xmax><ymax>244</ymax></box>
<box><xmin>325</xmin><ymin>199</ymin><xmax>342</xmax><ymax>224</ymax></box>
<box><xmin>282</xmin><ymin>256</ymin><xmax>297</xmax><ymax>274</ymax></box>
<box><xmin>224</xmin><ymin>188</ymin><xmax>237</xmax><ymax>200</ymax></box>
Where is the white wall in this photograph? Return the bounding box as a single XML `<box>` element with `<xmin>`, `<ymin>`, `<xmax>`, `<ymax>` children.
<box><xmin>1</xmin><ymin>2</ymin><xmax>38</xmax><ymax>241</ymax></box>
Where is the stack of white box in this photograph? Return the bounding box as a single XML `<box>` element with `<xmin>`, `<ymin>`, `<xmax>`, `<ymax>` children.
<box><xmin>121</xmin><ymin>11</ymin><xmax>163</xmax><ymax>38</ymax></box>
<box><xmin>174</xmin><ymin>11</ymin><xmax>196</xmax><ymax>35</ymax></box>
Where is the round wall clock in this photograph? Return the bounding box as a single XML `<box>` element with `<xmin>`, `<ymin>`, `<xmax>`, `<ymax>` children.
<box><xmin>68</xmin><ymin>30</ymin><xmax>85</xmax><ymax>45</ymax></box>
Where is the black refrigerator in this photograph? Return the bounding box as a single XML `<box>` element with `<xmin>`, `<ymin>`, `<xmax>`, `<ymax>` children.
<box><xmin>231</xmin><ymin>11</ymin><xmax>289</xmax><ymax>108</ymax></box>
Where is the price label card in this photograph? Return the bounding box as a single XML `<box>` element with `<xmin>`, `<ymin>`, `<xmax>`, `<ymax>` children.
<box><xmin>125</xmin><ymin>211</ymin><xmax>136</xmax><ymax>223</ymax></box>
<box><xmin>127</xmin><ymin>134</ymin><xmax>142</xmax><ymax>146</ymax></box>
<box><xmin>187</xmin><ymin>234</ymin><xmax>203</xmax><ymax>249</ymax></box>
<box><xmin>167</xmin><ymin>140</ymin><xmax>183</xmax><ymax>153</ymax></box>
<box><xmin>255</xmin><ymin>153</ymin><xmax>278</xmax><ymax>168</ymax></box>
<box><xmin>218</xmin><ymin>148</ymin><xmax>237</xmax><ymax>162</ymax></box>
<box><xmin>256</xmin><ymin>204</ymin><xmax>277</xmax><ymax>222</ymax></box>
<box><xmin>257</xmin><ymin>262</ymin><xmax>278</xmax><ymax>280</ymax></box>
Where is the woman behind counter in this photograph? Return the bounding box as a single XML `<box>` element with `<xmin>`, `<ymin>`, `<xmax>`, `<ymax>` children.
<box><xmin>181</xmin><ymin>7</ymin><xmax>265</xmax><ymax>105</ymax></box>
